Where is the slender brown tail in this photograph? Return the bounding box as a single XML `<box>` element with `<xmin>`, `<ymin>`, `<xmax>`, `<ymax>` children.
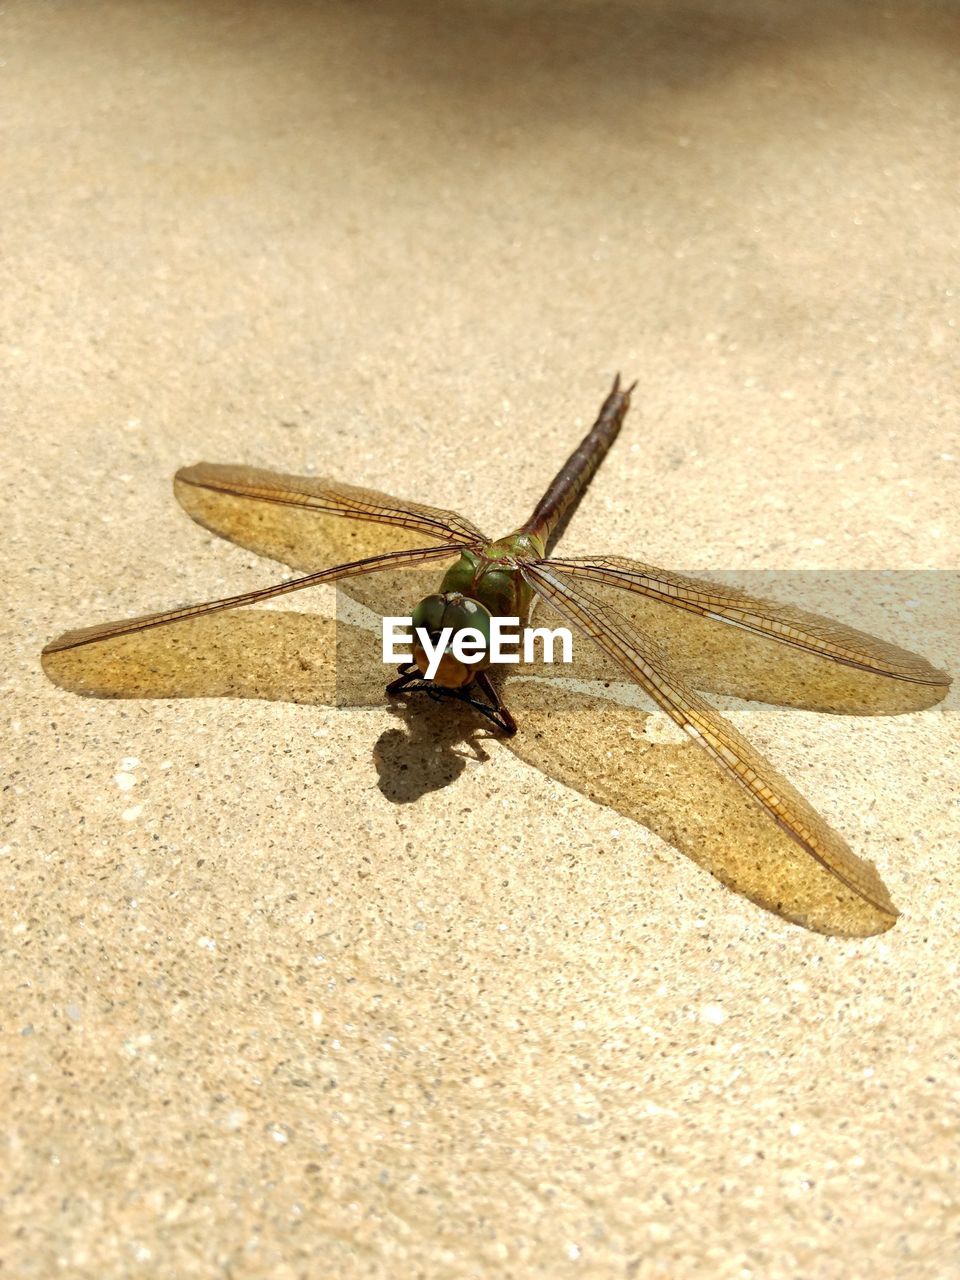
<box><xmin>520</xmin><ymin>374</ymin><xmax>635</xmax><ymax>551</ymax></box>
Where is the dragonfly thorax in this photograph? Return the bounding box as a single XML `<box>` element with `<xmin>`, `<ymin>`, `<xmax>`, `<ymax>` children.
<box><xmin>410</xmin><ymin>592</ymin><xmax>494</xmax><ymax>688</ymax></box>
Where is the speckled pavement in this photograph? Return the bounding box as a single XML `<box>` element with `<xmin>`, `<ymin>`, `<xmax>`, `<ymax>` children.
<box><xmin>3</xmin><ymin>2</ymin><xmax>959</xmax><ymax>1276</ymax></box>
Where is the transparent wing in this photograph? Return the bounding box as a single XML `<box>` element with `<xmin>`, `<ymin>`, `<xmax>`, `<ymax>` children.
<box><xmin>519</xmin><ymin>561</ymin><xmax>900</xmax><ymax>937</ymax></box>
<box><xmin>175</xmin><ymin>463</ymin><xmax>487</xmax><ymax>569</ymax></box>
<box><xmin>42</xmin><ymin>544</ymin><xmax>459</xmax><ymax>706</ymax></box>
<box><xmin>544</xmin><ymin>556</ymin><xmax>950</xmax><ymax>714</ymax></box>
<box><xmin>46</xmin><ymin>540</ymin><xmax>463</xmax><ymax>665</ymax></box>
<box><xmin>40</xmin><ymin>611</ymin><xmax>380</xmax><ymax>707</ymax></box>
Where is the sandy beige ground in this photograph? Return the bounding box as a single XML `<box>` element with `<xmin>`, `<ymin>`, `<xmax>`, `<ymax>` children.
<box><xmin>3</xmin><ymin>1</ymin><xmax>959</xmax><ymax>1276</ymax></box>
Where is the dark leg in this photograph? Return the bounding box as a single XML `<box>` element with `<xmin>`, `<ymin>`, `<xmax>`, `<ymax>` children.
<box><xmin>386</xmin><ymin>666</ymin><xmax>517</xmax><ymax>737</ymax></box>
<box><xmin>386</xmin><ymin>663</ymin><xmax>419</xmax><ymax>697</ymax></box>
<box><xmin>475</xmin><ymin>671</ymin><xmax>517</xmax><ymax>736</ymax></box>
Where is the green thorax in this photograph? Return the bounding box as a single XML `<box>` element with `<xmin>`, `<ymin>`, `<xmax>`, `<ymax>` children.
<box><xmin>438</xmin><ymin>530</ymin><xmax>544</xmax><ymax>623</ymax></box>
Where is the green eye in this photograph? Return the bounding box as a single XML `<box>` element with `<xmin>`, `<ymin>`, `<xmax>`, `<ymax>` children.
<box><xmin>412</xmin><ymin>593</ymin><xmax>493</xmax><ymax>649</ymax></box>
<box><xmin>412</xmin><ymin>594</ymin><xmax>448</xmax><ymax>635</ymax></box>
<box><xmin>445</xmin><ymin>597</ymin><xmax>492</xmax><ymax>649</ymax></box>
<box><xmin>410</xmin><ymin>593</ymin><xmax>494</xmax><ymax>684</ymax></box>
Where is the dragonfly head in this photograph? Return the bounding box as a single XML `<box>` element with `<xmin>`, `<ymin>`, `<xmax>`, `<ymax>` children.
<box><xmin>411</xmin><ymin>592</ymin><xmax>493</xmax><ymax>688</ymax></box>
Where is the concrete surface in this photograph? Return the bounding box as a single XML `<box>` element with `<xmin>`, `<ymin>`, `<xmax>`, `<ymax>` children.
<box><xmin>3</xmin><ymin>1</ymin><xmax>959</xmax><ymax>1276</ymax></box>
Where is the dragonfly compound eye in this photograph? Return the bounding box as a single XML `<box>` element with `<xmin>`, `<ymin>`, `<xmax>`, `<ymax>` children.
<box><xmin>411</xmin><ymin>593</ymin><xmax>448</xmax><ymax>636</ymax></box>
<box><xmin>410</xmin><ymin>592</ymin><xmax>493</xmax><ymax>688</ymax></box>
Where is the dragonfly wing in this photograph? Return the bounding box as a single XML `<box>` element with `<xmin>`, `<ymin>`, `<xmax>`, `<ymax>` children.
<box><xmin>42</xmin><ymin>543</ymin><xmax>459</xmax><ymax>700</ymax></box>
<box><xmin>518</xmin><ymin>561</ymin><xmax>899</xmax><ymax>937</ymax></box>
<box><xmin>515</xmin><ymin>592</ymin><xmax>624</xmax><ymax>682</ymax></box>
<box><xmin>175</xmin><ymin>463</ymin><xmax>487</xmax><ymax>571</ymax></box>
<box><xmin>39</xmin><ymin>611</ymin><xmax>385</xmax><ymax>708</ymax></box>
<box><xmin>544</xmin><ymin>556</ymin><xmax>950</xmax><ymax>714</ymax></box>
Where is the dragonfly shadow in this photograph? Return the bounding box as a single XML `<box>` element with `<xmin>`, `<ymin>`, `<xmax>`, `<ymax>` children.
<box><xmin>373</xmin><ymin>701</ymin><xmax>493</xmax><ymax>804</ymax></box>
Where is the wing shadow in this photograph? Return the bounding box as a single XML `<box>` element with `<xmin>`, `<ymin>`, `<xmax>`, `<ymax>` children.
<box><xmin>40</xmin><ymin>605</ymin><xmax>498</xmax><ymax>805</ymax></box>
<box><xmin>505</xmin><ymin>679</ymin><xmax>899</xmax><ymax>938</ymax></box>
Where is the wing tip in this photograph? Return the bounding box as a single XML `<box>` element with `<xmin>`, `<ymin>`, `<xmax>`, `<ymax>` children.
<box><xmin>42</xmin><ymin>626</ymin><xmax>105</xmax><ymax>657</ymax></box>
<box><xmin>866</xmin><ymin>890</ymin><xmax>900</xmax><ymax>925</ymax></box>
<box><xmin>839</xmin><ymin>857</ymin><xmax>900</xmax><ymax>930</ymax></box>
<box><xmin>830</xmin><ymin>904</ymin><xmax>899</xmax><ymax>939</ymax></box>
<box><xmin>174</xmin><ymin>462</ymin><xmax>214</xmax><ymax>489</ymax></box>
<box><xmin>859</xmin><ymin>899</ymin><xmax>900</xmax><ymax>936</ymax></box>
<box><xmin>900</xmin><ymin>652</ymin><xmax>950</xmax><ymax>689</ymax></box>
<box><xmin>902</xmin><ymin>664</ymin><xmax>951</xmax><ymax>711</ymax></box>
<box><xmin>42</xmin><ymin>632</ymin><xmax>75</xmax><ymax>657</ymax></box>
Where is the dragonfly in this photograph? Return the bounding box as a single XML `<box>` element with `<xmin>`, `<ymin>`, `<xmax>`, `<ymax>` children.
<box><xmin>42</xmin><ymin>377</ymin><xmax>950</xmax><ymax>938</ymax></box>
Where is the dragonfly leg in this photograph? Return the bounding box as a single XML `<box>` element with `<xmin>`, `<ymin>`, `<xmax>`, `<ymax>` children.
<box><xmin>385</xmin><ymin>665</ymin><xmax>517</xmax><ymax>736</ymax></box>
<box><xmin>474</xmin><ymin>671</ymin><xmax>517</xmax><ymax>737</ymax></box>
<box><xmin>386</xmin><ymin>663</ymin><xmax>419</xmax><ymax>697</ymax></box>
